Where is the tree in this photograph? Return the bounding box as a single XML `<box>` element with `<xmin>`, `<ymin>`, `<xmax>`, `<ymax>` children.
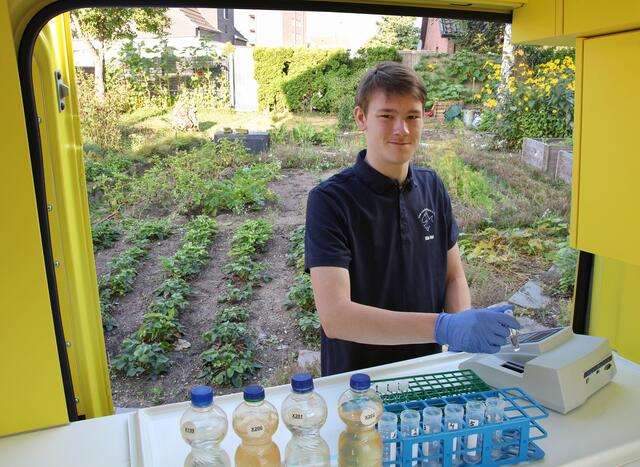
<box><xmin>71</xmin><ymin>8</ymin><xmax>170</xmax><ymax>97</ymax></box>
<box><xmin>452</xmin><ymin>20</ymin><xmax>504</xmax><ymax>54</ymax></box>
<box><xmin>365</xmin><ymin>16</ymin><xmax>420</xmax><ymax>50</ymax></box>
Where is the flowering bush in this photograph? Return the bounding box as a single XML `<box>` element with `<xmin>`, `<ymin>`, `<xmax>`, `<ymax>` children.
<box><xmin>476</xmin><ymin>52</ymin><xmax>575</xmax><ymax>148</ymax></box>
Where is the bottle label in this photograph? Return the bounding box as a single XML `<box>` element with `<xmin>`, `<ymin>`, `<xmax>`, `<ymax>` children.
<box><xmin>360</xmin><ymin>408</ymin><xmax>378</xmax><ymax>426</ymax></box>
<box><xmin>287</xmin><ymin>408</ymin><xmax>305</xmax><ymax>426</ymax></box>
<box><xmin>247</xmin><ymin>423</ymin><xmax>265</xmax><ymax>437</ymax></box>
<box><xmin>181</xmin><ymin>421</ymin><xmax>197</xmax><ymax>441</ymax></box>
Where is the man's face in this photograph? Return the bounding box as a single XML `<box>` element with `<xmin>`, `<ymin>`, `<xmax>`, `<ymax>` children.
<box><xmin>354</xmin><ymin>90</ymin><xmax>424</xmax><ymax>169</ymax></box>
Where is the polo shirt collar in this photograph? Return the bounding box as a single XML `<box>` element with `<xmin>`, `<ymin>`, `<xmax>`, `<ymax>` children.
<box><xmin>354</xmin><ymin>149</ymin><xmax>416</xmax><ymax>194</ymax></box>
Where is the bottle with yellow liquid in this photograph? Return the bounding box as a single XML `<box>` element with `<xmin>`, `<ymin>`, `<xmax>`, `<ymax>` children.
<box><xmin>338</xmin><ymin>373</ymin><xmax>384</xmax><ymax>466</ymax></box>
<box><xmin>232</xmin><ymin>385</ymin><xmax>281</xmax><ymax>467</ymax></box>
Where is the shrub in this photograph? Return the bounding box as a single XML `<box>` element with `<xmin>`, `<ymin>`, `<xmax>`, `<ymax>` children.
<box><xmin>554</xmin><ymin>242</ymin><xmax>578</xmax><ymax>294</ymax></box>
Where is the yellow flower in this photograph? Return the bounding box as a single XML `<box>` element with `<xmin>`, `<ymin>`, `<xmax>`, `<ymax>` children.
<box><xmin>515</xmin><ymin>49</ymin><xmax>525</xmax><ymax>56</ymax></box>
<box><xmin>551</xmin><ymin>78</ymin><xmax>559</xmax><ymax>85</ymax></box>
<box><xmin>485</xmin><ymin>88</ymin><xmax>492</xmax><ymax>95</ymax></box>
<box><xmin>561</xmin><ymin>74</ymin><xmax>568</xmax><ymax>79</ymax></box>
<box><xmin>497</xmin><ymin>114</ymin><xmax>503</xmax><ymax>119</ymax></box>
<box><xmin>428</xmin><ymin>64</ymin><xmax>435</xmax><ymax>70</ymax></box>
<box><xmin>524</xmin><ymin>96</ymin><xmax>529</xmax><ymax>102</ymax></box>
<box><xmin>483</xmin><ymin>98</ymin><xmax>498</xmax><ymax>108</ymax></box>
<box><xmin>552</xmin><ymin>109</ymin><xmax>558</xmax><ymax>114</ymax></box>
<box><xmin>473</xmin><ymin>93</ymin><xmax>482</xmax><ymax>100</ymax></box>
<box><xmin>525</xmin><ymin>106</ymin><xmax>529</xmax><ymax>111</ymax></box>
<box><xmin>545</xmin><ymin>85</ymin><xmax>551</xmax><ymax>92</ymax></box>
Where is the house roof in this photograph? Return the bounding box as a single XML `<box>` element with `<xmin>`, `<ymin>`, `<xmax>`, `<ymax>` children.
<box><xmin>438</xmin><ymin>18</ymin><xmax>462</xmax><ymax>38</ymax></box>
<box><xmin>179</xmin><ymin>8</ymin><xmax>220</xmax><ymax>33</ymax></box>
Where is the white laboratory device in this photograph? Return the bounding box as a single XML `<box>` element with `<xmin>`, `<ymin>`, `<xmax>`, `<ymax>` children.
<box><xmin>459</xmin><ymin>327</ymin><xmax>616</xmax><ymax>414</ymax></box>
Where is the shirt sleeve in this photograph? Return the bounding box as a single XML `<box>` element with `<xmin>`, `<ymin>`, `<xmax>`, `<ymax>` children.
<box><xmin>304</xmin><ymin>187</ymin><xmax>352</xmax><ymax>272</ymax></box>
<box><xmin>438</xmin><ymin>176</ymin><xmax>459</xmax><ymax>250</ymax></box>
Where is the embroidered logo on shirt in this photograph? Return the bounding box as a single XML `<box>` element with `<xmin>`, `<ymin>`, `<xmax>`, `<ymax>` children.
<box><xmin>418</xmin><ymin>208</ymin><xmax>435</xmax><ymax>241</ymax></box>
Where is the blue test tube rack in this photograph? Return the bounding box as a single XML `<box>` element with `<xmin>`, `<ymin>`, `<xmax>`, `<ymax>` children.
<box><xmin>381</xmin><ymin>387</ymin><xmax>549</xmax><ymax>466</ymax></box>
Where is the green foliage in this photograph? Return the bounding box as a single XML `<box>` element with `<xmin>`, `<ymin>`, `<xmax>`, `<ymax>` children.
<box><xmin>364</xmin><ymin>16</ymin><xmax>420</xmax><ymax>50</ymax></box>
<box><xmin>554</xmin><ymin>242</ymin><xmax>578</xmax><ymax>294</ymax></box>
<box><xmin>414</xmin><ymin>50</ymin><xmax>494</xmax><ymax>109</ymax></box>
<box><xmin>206</xmin><ymin>162</ymin><xmax>281</xmax><ymax>214</ymax></box>
<box><xmin>77</xmin><ymin>71</ymin><xmax>124</xmax><ymax>149</ymax></box>
<box><xmin>459</xmin><ymin>215</ymin><xmax>568</xmax><ymax>265</ymax></box>
<box><xmin>429</xmin><ymin>152</ymin><xmax>494</xmax><ymax>212</ymax></box>
<box><xmin>477</xmin><ymin>55</ymin><xmax>575</xmax><ymax>148</ymax></box>
<box><xmin>202</xmin><ymin>321</ymin><xmax>251</xmax><ymax>347</ymax></box>
<box><xmin>91</xmin><ymin>220</ymin><xmax>121</xmax><ymax>251</ymax></box>
<box><xmin>229</xmin><ymin>219</ymin><xmax>273</xmax><ymax>258</ymax></box>
<box><xmin>218</xmin><ymin>282</ymin><xmax>254</xmax><ymax>303</ymax></box>
<box><xmin>162</xmin><ymin>242</ymin><xmax>209</xmax><ymax>279</ymax></box>
<box><xmin>286</xmin><ymin>225</ymin><xmax>306</xmax><ymax>270</ymax></box>
<box><xmin>253</xmin><ymin>47</ymin><xmax>400</xmax><ymax>114</ymax></box>
<box><xmin>183</xmin><ymin>215</ymin><xmax>220</xmax><ymax>246</ymax></box>
<box><xmin>221</xmin><ymin>256</ymin><xmax>270</xmax><ymax>284</ymax></box>
<box><xmin>136</xmin><ymin>310</ymin><xmax>184</xmax><ymax>351</ymax></box>
<box><xmin>200</xmin><ymin>344</ymin><xmax>260</xmax><ymax>387</ymax></box>
<box><xmin>101</xmin><ymin>245</ymin><xmax>147</xmax><ymax>296</ymax></box>
<box><xmin>84</xmin><ymin>149</ymin><xmax>135</xmax><ymax>182</ymax></box>
<box><xmin>111</xmin><ymin>338</ymin><xmax>170</xmax><ymax>377</ymax></box>
<box><xmin>215</xmin><ymin>305</ymin><xmax>250</xmax><ymax>324</ymax></box>
<box><xmin>521</xmin><ymin>46</ymin><xmax>576</xmax><ymax>68</ymax></box>
<box><xmin>451</xmin><ymin>21</ymin><xmax>505</xmax><ymax>54</ymax></box>
<box><xmin>337</xmin><ymin>98</ymin><xmax>357</xmax><ymax>131</ymax></box>
<box><xmin>284</xmin><ymin>273</ymin><xmax>316</xmax><ymax>314</ymax></box>
<box><xmin>125</xmin><ymin>218</ymin><xmax>172</xmax><ymax>243</ymax></box>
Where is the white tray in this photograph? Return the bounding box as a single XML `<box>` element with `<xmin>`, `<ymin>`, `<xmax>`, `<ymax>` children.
<box><xmin>136</xmin><ymin>353</ymin><xmax>465</xmax><ymax>467</ymax></box>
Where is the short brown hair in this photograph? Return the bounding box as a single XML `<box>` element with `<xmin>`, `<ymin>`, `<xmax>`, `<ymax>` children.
<box><xmin>355</xmin><ymin>61</ymin><xmax>427</xmax><ymax>115</ymax></box>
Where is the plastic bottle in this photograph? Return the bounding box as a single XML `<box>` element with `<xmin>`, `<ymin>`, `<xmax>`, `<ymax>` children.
<box><xmin>421</xmin><ymin>406</ymin><xmax>442</xmax><ymax>467</ymax></box>
<box><xmin>463</xmin><ymin>401</ymin><xmax>486</xmax><ymax>465</ymax></box>
<box><xmin>232</xmin><ymin>385</ymin><xmax>281</xmax><ymax>467</ymax></box>
<box><xmin>378</xmin><ymin>412</ymin><xmax>398</xmax><ymax>463</ymax></box>
<box><xmin>180</xmin><ymin>386</ymin><xmax>231</xmax><ymax>467</ymax></box>
<box><xmin>281</xmin><ymin>373</ymin><xmax>331</xmax><ymax>467</ymax></box>
<box><xmin>338</xmin><ymin>373</ymin><xmax>384</xmax><ymax>466</ymax></box>
<box><xmin>443</xmin><ymin>403</ymin><xmax>464</xmax><ymax>467</ymax></box>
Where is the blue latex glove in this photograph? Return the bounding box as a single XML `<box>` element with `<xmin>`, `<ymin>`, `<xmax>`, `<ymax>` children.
<box><xmin>434</xmin><ymin>305</ymin><xmax>520</xmax><ymax>354</ymax></box>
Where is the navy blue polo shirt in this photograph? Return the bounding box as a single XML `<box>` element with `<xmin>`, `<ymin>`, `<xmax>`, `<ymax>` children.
<box><xmin>304</xmin><ymin>149</ymin><xmax>459</xmax><ymax>376</ymax></box>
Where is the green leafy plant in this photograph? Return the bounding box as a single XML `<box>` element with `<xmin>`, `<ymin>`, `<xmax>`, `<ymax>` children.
<box><xmin>554</xmin><ymin>242</ymin><xmax>578</xmax><ymax>294</ymax></box>
<box><xmin>200</xmin><ymin>344</ymin><xmax>261</xmax><ymax>387</ymax></box>
<box><xmin>126</xmin><ymin>218</ymin><xmax>172</xmax><ymax>243</ymax></box>
<box><xmin>91</xmin><ymin>220</ymin><xmax>121</xmax><ymax>251</ymax></box>
<box><xmin>229</xmin><ymin>219</ymin><xmax>273</xmax><ymax>258</ymax></box>
<box><xmin>162</xmin><ymin>242</ymin><xmax>209</xmax><ymax>279</ymax></box>
<box><xmin>136</xmin><ymin>310</ymin><xmax>184</xmax><ymax>351</ymax></box>
<box><xmin>112</xmin><ymin>338</ymin><xmax>170</xmax><ymax>377</ymax></box>
<box><xmin>216</xmin><ymin>306</ymin><xmax>250</xmax><ymax>324</ymax></box>
<box><xmin>218</xmin><ymin>282</ymin><xmax>254</xmax><ymax>303</ymax></box>
<box><xmin>202</xmin><ymin>321</ymin><xmax>251</xmax><ymax>347</ymax></box>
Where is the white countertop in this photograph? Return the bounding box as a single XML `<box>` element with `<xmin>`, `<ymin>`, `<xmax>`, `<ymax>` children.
<box><xmin>1</xmin><ymin>352</ymin><xmax>640</xmax><ymax>467</ymax></box>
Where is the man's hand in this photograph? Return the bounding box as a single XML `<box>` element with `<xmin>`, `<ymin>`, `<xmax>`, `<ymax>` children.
<box><xmin>434</xmin><ymin>305</ymin><xmax>520</xmax><ymax>354</ymax></box>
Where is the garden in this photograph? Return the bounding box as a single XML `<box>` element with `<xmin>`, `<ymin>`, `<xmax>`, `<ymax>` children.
<box><xmin>77</xmin><ymin>15</ymin><xmax>577</xmax><ymax>408</ymax></box>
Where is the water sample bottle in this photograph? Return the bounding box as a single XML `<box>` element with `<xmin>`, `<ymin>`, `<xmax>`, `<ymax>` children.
<box><xmin>463</xmin><ymin>401</ymin><xmax>486</xmax><ymax>465</ymax></box>
<box><xmin>378</xmin><ymin>412</ymin><xmax>398</xmax><ymax>464</ymax></box>
<box><xmin>421</xmin><ymin>406</ymin><xmax>442</xmax><ymax>467</ymax></box>
<box><xmin>485</xmin><ymin>397</ymin><xmax>506</xmax><ymax>461</ymax></box>
<box><xmin>180</xmin><ymin>386</ymin><xmax>231</xmax><ymax>467</ymax></box>
<box><xmin>444</xmin><ymin>403</ymin><xmax>464</xmax><ymax>467</ymax></box>
<box><xmin>232</xmin><ymin>385</ymin><xmax>281</xmax><ymax>467</ymax></box>
<box><xmin>400</xmin><ymin>409</ymin><xmax>421</xmax><ymax>466</ymax></box>
<box><xmin>281</xmin><ymin>373</ymin><xmax>331</xmax><ymax>467</ymax></box>
<box><xmin>338</xmin><ymin>373</ymin><xmax>384</xmax><ymax>466</ymax></box>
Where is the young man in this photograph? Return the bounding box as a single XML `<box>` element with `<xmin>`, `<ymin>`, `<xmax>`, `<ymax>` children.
<box><xmin>304</xmin><ymin>62</ymin><xmax>519</xmax><ymax>376</ymax></box>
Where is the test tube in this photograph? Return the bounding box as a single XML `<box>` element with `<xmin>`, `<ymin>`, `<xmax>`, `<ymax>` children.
<box><xmin>463</xmin><ymin>401</ymin><xmax>486</xmax><ymax>465</ymax></box>
<box><xmin>401</xmin><ymin>409</ymin><xmax>421</xmax><ymax>466</ymax></box>
<box><xmin>485</xmin><ymin>396</ymin><xmax>506</xmax><ymax>461</ymax></box>
<box><xmin>379</xmin><ymin>411</ymin><xmax>398</xmax><ymax>463</ymax></box>
<box><xmin>505</xmin><ymin>309</ymin><xmax>520</xmax><ymax>351</ymax></box>
<box><xmin>444</xmin><ymin>403</ymin><xmax>464</xmax><ymax>467</ymax></box>
<box><xmin>422</xmin><ymin>406</ymin><xmax>442</xmax><ymax>467</ymax></box>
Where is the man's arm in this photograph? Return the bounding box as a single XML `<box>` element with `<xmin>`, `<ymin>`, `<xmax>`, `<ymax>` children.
<box><xmin>310</xmin><ymin>266</ymin><xmax>438</xmax><ymax>345</ymax></box>
<box><xmin>444</xmin><ymin>243</ymin><xmax>471</xmax><ymax>313</ymax></box>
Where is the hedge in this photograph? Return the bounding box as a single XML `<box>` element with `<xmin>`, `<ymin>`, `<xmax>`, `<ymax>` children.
<box><xmin>253</xmin><ymin>47</ymin><xmax>401</xmax><ymax>114</ymax></box>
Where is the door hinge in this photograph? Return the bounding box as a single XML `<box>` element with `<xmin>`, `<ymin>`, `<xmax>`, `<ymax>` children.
<box><xmin>55</xmin><ymin>70</ymin><xmax>70</xmax><ymax>112</ymax></box>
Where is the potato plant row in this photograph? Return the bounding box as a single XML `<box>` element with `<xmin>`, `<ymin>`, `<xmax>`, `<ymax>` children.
<box><xmin>111</xmin><ymin>215</ymin><xmax>219</xmax><ymax>377</ymax></box>
<box><xmin>200</xmin><ymin>219</ymin><xmax>273</xmax><ymax>387</ymax></box>
<box><xmin>283</xmin><ymin>225</ymin><xmax>321</xmax><ymax>346</ymax></box>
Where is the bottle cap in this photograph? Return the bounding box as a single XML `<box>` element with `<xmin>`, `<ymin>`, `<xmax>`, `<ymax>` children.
<box><xmin>244</xmin><ymin>385</ymin><xmax>265</xmax><ymax>401</ymax></box>
<box><xmin>350</xmin><ymin>373</ymin><xmax>371</xmax><ymax>390</ymax></box>
<box><xmin>190</xmin><ymin>386</ymin><xmax>213</xmax><ymax>407</ymax></box>
<box><xmin>291</xmin><ymin>373</ymin><xmax>314</xmax><ymax>393</ymax></box>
